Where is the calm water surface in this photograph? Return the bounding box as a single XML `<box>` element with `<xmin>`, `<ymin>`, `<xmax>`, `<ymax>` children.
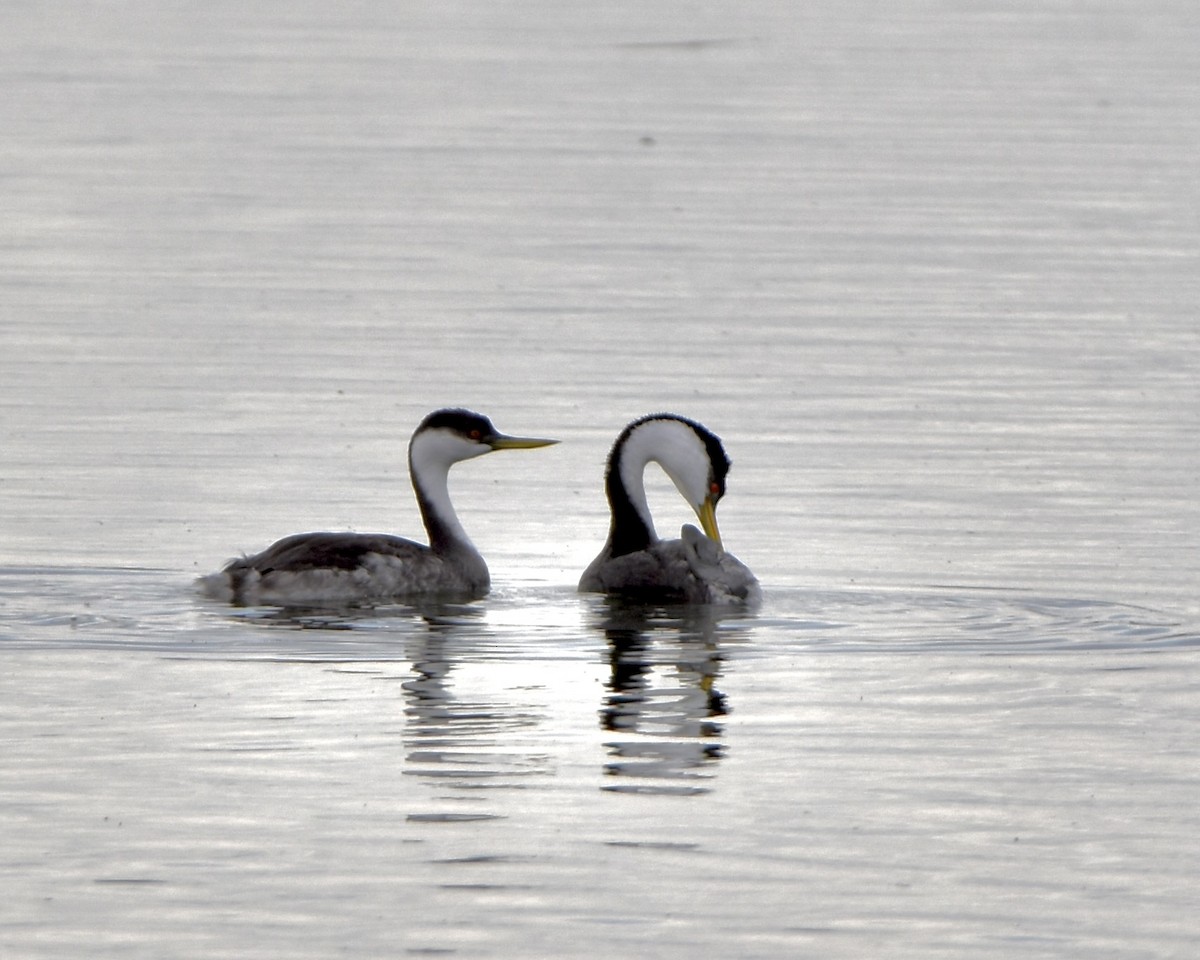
<box><xmin>3</xmin><ymin>1</ymin><xmax>1199</xmax><ymax>957</ymax></box>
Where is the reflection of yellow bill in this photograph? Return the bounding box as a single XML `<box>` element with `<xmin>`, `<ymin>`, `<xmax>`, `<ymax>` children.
<box><xmin>696</xmin><ymin>496</ymin><xmax>722</xmax><ymax>548</ymax></box>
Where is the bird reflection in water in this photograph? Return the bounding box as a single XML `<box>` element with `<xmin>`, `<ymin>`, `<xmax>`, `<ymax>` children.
<box><xmin>592</xmin><ymin>598</ymin><xmax>752</xmax><ymax>796</ymax></box>
<box><xmin>401</xmin><ymin>606</ymin><xmax>549</xmax><ymax>808</ymax></box>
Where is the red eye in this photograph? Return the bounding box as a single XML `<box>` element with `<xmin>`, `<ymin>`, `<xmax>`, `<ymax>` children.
<box><xmin>710</xmin><ymin>482</ymin><xmax>720</xmax><ymax>495</ymax></box>
<box><xmin>469</xmin><ymin>429</ymin><xmax>482</xmax><ymax>440</ymax></box>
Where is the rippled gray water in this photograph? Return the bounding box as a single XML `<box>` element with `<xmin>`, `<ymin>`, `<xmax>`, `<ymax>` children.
<box><xmin>3</xmin><ymin>1</ymin><xmax>1199</xmax><ymax>957</ymax></box>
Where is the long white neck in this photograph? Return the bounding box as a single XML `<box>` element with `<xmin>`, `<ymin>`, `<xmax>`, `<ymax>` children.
<box><xmin>613</xmin><ymin>418</ymin><xmax>711</xmax><ymax>545</ymax></box>
<box><xmin>409</xmin><ymin>431</ymin><xmax>475</xmax><ymax>553</ymax></box>
<box><xmin>615</xmin><ymin>427</ymin><xmax>660</xmax><ymax>541</ymax></box>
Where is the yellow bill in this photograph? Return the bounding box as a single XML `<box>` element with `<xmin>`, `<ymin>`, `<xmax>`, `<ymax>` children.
<box><xmin>488</xmin><ymin>433</ymin><xmax>559</xmax><ymax>450</ymax></box>
<box><xmin>695</xmin><ymin>496</ymin><xmax>723</xmax><ymax>548</ymax></box>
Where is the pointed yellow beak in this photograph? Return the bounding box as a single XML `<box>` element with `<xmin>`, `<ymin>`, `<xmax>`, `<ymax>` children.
<box><xmin>696</xmin><ymin>496</ymin><xmax>723</xmax><ymax>548</ymax></box>
<box><xmin>487</xmin><ymin>433</ymin><xmax>559</xmax><ymax>451</ymax></box>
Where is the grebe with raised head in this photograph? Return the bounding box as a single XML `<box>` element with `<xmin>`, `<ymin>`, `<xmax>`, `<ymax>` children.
<box><xmin>200</xmin><ymin>408</ymin><xmax>557</xmax><ymax>606</ymax></box>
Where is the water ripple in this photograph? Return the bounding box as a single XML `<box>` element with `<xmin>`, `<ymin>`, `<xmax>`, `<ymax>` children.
<box><xmin>0</xmin><ymin>567</ymin><xmax>1196</xmax><ymax>660</ymax></box>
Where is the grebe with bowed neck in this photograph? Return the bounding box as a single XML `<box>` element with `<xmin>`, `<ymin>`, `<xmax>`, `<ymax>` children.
<box><xmin>199</xmin><ymin>408</ymin><xmax>557</xmax><ymax>606</ymax></box>
<box><xmin>578</xmin><ymin>413</ymin><xmax>760</xmax><ymax>605</ymax></box>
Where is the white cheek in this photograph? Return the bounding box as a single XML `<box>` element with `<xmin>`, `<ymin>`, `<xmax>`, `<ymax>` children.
<box><xmin>662</xmin><ymin>438</ymin><xmax>711</xmax><ymax>508</ymax></box>
<box><xmin>410</xmin><ymin>431</ymin><xmax>486</xmax><ymax>472</ymax></box>
<box><xmin>676</xmin><ymin>471</ymin><xmax>710</xmax><ymax>510</ymax></box>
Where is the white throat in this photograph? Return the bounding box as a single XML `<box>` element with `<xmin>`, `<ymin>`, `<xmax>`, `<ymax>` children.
<box><xmin>409</xmin><ymin>429</ymin><xmax>487</xmax><ymax>547</ymax></box>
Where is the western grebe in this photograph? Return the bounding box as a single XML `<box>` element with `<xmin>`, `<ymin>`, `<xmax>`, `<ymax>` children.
<box><xmin>578</xmin><ymin>414</ymin><xmax>760</xmax><ymax>605</ymax></box>
<box><xmin>199</xmin><ymin>408</ymin><xmax>557</xmax><ymax>606</ymax></box>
